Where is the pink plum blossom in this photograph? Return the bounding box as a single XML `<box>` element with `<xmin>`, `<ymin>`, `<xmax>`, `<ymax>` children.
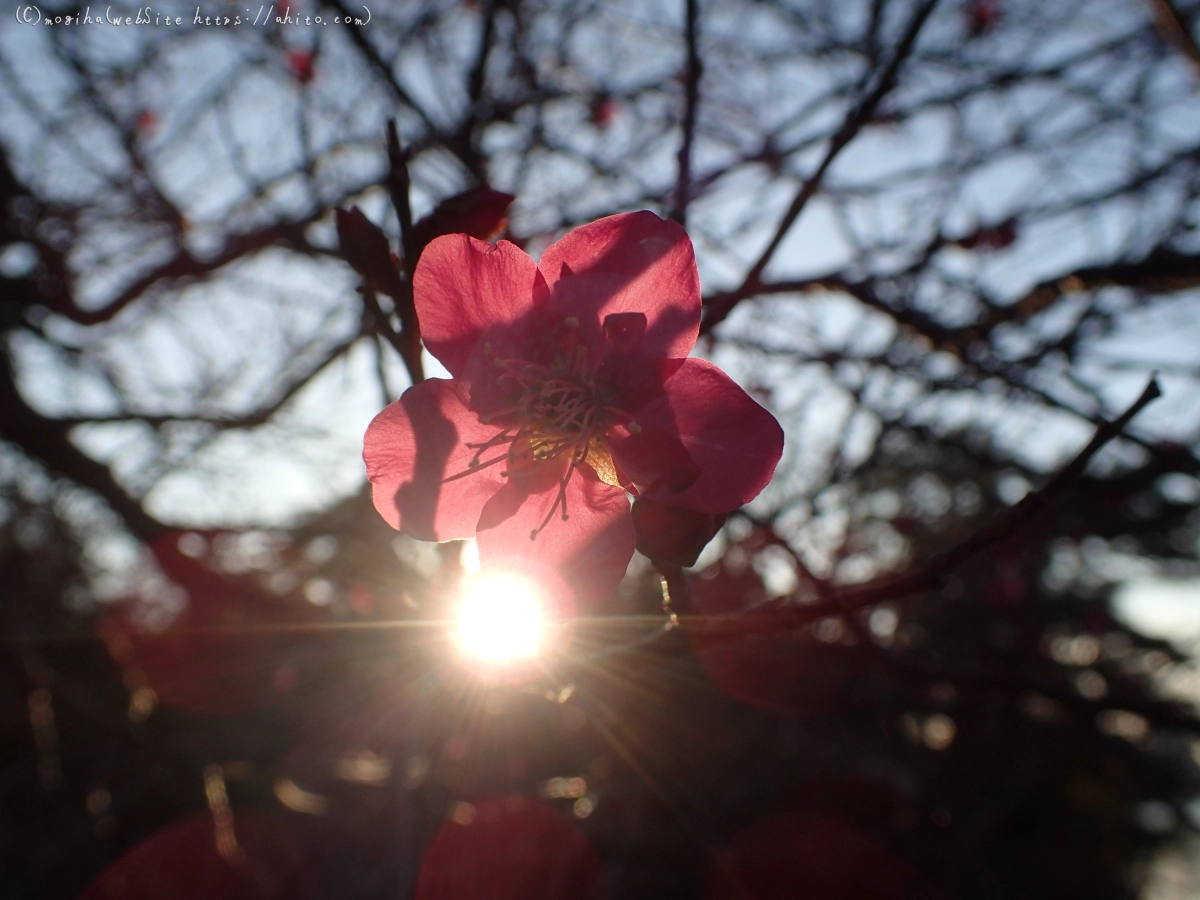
<box><xmin>363</xmin><ymin>211</ymin><xmax>783</xmax><ymax>602</ymax></box>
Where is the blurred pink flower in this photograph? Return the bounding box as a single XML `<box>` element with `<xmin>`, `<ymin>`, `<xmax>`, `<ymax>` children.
<box><xmin>363</xmin><ymin>211</ymin><xmax>783</xmax><ymax>600</ymax></box>
<box><xmin>286</xmin><ymin>48</ymin><xmax>315</xmax><ymax>84</ymax></box>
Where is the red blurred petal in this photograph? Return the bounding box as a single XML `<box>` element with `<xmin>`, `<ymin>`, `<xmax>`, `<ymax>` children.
<box><xmin>135</xmin><ymin>110</ymin><xmax>158</xmax><ymax>136</ymax></box>
<box><xmin>414</xmin><ymin>236</ymin><xmax>549</xmax><ymax>377</ymax></box>
<box><xmin>688</xmin><ymin>551</ymin><xmax>863</xmax><ymax>718</ymax></box>
<box><xmin>476</xmin><ymin>464</ymin><xmax>635</xmax><ymax>606</ymax></box>
<box><xmin>363</xmin><ymin>379</ymin><xmax>506</xmax><ymax>542</ymax></box>
<box><xmin>706</xmin><ymin>814</ymin><xmax>938</xmax><ymax>900</ymax></box>
<box><xmin>539</xmin><ymin>211</ymin><xmax>700</xmax><ymax>360</ymax></box>
<box><xmin>104</xmin><ymin>604</ymin><xmax>295</xmax><ymax>715</ymax></box>
<box><xmin>967</xmin><ymin>0</ymin><xmax>1002</xmax><ymax>36</ymax></box>
<box><xmin>689</xmin><ymin>618</ymin><xmax>856</xmax><ymax>718</ymax></box>
<box><xmin>415</xmin><ymin>796</ymin><xmax>601</xmax><ymax>900</ymax></box>
<box><xmin>80</xmin><ymin>813</ymin><xmax>316</xmax><ymax>900</ymax></box>
<box><xmin>590</xmin><ymin>96</ymin><xmax>619</xmax><ymax>128</ymax></box>
<box><xmin>286</xmin><ymin>48</ymin><xmax>315</xmax><ymax>84</ymax></box>
<box><xmin>101</xmin><ymin>531</ymin><xmax>313</xmax><ymax>714</ymax></box>
<box><xmin>620</xmin><ymin>358</ymin><xmax>783</xmax><ymax>513</ymax></box>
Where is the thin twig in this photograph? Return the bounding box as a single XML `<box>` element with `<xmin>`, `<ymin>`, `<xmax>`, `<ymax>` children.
<box><xmin>363</xmin><ymin>284</ymin><xmax>423</xmax><ymax>386</ymax></box>
<box><xmin>381</xmin><ymin>122</ymin><xmax>425</xmax><ymax>386</ymax></box>
<box><xmin>670</xmin><ymin>0</ymin><xmax>701</xmax><ymax>226</ymax></box>
<box><xmin>1148</xmin><ymin>0</ymin><xmax>1200</xmax><ymax>78</ymax></box>
<box><xmin>0</xmin><ymin>352</ymin><xmax>169</xmax><ymax>542</ymax></box>
<box><xmin>702</xmin><ymin>0</ymin><xmax>942</xmax><ymax>332</ymax></box>
<box><xmin>386</xmin><ymin>120</ymin><xmax>418</xmax><ymax>274</ymax></box>
<box><xmin>323</xmin><ymin>0</ymin><xmax>441</xmax><ymax>140</ymax></box>
<box><xmin>703</xmin><ymin>376</ymin><xmax>1162</xmax><ymax>633</ymax></box>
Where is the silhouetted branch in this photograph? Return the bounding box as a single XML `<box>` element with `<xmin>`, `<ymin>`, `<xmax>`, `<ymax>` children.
<box><xmin>45</xmin><ymin>221</ymin><xmax>325</xmax><ymax>327</ymax></box>
<box><xmin>386</xmin><ymin>121</ymin><xmax>418</xmax><ymax>275</ymax></box>
<box><xmin>363</xmin><ymin>283</ymin><xmax>424</xmax><ymax>385</ymax></box>
<box><xmin>670</xmin><ymin>0</ymin><xmax>701</xmax><ymax>226</ymax></box>
<box><xmin>1149</xmin><ymin>0</ymin><xmax>1200</xmax><ymax>77</ymax></box>
<box><xmin>55</xmin><ymin>332</ymin><xmax>362</xmax><ymax>431</ymax></box>
<box><xmin>0</xmin><ymin>352</ymin><xmax>168</xmax><ymax>543</ymax></box>
<box><xmin>703</xmin><ymin>376</ymin><xmax>1162</xmax><ymax>632</ymax></box>
<box><xmin>702</xmin><ymin>0</ymin><xmax>943</xmax><ymax>332</ymax></box>
<box><xmin>323</xmin><ymin>0</ymin><xmax>442</xmax><ymax>140</ymax></box>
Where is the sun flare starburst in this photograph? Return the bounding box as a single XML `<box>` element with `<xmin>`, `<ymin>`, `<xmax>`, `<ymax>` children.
<box><xmin>455</xmin><ymin>574</ymin><xmax>547</xmax><ymax>664</ymax></box>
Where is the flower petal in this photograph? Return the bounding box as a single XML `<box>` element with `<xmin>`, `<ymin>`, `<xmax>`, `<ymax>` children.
<box><xmin>539</xmin><ymin>211</ymin><xmax>700</xmax><ymax>360</ymax></box>
<box><xmin>475</xmin><ymin>464</ymin><xmax>636</xmax><ymax>606</ymax></box>
<box><xmin>621</xmin><ymin>358</ymin><xmax>783</xmax><ymax>513</ymax></box>
<box><xmin>414</xmin><ymin>236</ymin><xmax>548</xmax><ymax>377</ymax></box>
<box><xmin>631</xmin><ymin>498</ymin><xmax>727</xmax><ymax>569</ymax></box>
<box><xmin>605</xmin><ymin>420</ymin><xmax>701</xmax><ymax>495</ymax></box>
<box><xmin>363</xmin><ymin>379</ymin><xmax>506</xmax><ymax>542</ymax></box>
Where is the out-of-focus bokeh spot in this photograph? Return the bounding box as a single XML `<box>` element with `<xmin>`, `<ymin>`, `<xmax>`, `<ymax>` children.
<box><xmin>705</xmin><ymin>814</ymin><xmax>938</xmax><ymax>900</ymax></box>
<box><xmin>78</xmin><ymin>813</ymin><xmax>316</xmax><ymax>900</ymax></box>
<box><xmin>415</xmin><ymin>795</ymin><xmax>601</xmax><ymax>900</ymax></box>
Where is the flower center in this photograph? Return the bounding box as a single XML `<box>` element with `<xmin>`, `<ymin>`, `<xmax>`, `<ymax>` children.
<box><xmin>499</xmin><ymin>360</ymin><xmax>596</xmax><ymax>446</ymax></box>
<box><xmin>444</xmin><ymin>334</ymin><xmax>622</xmax><ymax>541</ymax></box>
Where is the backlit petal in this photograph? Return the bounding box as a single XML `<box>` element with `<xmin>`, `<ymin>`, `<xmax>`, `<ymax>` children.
<box><xmin>605</xmin><ymin>421</ymin><xmax>701</xmax><ymax>495</ymax></box>
<box><xmin>539</xmin><ymin>212</ymin><xmax>700</xmax><ymax>360</ymax></box>
<box><xmin>631</xmin><ymin>498</ymin><xmax>727</xmax><ymax>569</ymax></box>
<box><xmin>363</xmin><ymin>379</ymin><xmax>507</xmax><ymax>542</ymax></box>
<box><xmin>414</xmin><ymin>236</ymin><xmax>549</xmax><ymax>377</ymax></box>
<box><xmin>627</xmin><ymin>358</ymin><xmax>783</xmax><ymax>513</ymax></box>
<box><xmin>476</xmin><ymin>464</ymin><xmax>635</xmax><ymax>606</ymax></box>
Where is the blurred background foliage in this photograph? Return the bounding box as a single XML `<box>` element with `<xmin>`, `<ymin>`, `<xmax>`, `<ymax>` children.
<box><xmin>2</xmin><ymin>0</ymin><xmax>1200</xmax><ymax>897</ymax></box>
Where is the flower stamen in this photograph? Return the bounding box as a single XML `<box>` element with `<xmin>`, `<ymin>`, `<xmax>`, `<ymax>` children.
<box><xmin>442</xmin><ymin>452</ymin><xmax>511</xmax><ymax>483</ymax></box>
<box><xmin>454</xmin><ymin>346</ymin><xmax>616</xmax><ymax>540</ymax></box>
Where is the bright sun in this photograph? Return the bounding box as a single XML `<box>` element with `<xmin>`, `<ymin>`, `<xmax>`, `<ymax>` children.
<box><xmin>455</xmin><ymin>574</ymin><xmax>547</xmax><ymax>664</ymax></box>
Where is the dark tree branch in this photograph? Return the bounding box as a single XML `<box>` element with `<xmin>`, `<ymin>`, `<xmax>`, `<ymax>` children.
<box><xmin>702</xmin><ymin>0</ymin><xmax>942</xmax><ymax>332</ymax></box>
<box><xmin>450</xmin><ymin>0</ymin><xmax>498</xmax><ymax>180</ymax></box>
<box><xmin>386</xmin><ymin>121</ymin><xmax>418</xmax><ymax>276</ymax></box>
<box><xmin>706</xmin><ymin>269</ymin><xmax>1199</xmax><ymax>474</ymax></box>
<box><xmin>1149</xmin><ymin>0</ymin><xmax>1200</xmax><ymax>77</ymax></box>
<box><xmin>670</xmin><ymin>0</ymin><xmax>701</xmax><ymax>226</ymax></box>
<box><xmin>362</xmin><ymin>284</ymin><xmax>423</xmax><ymax>386</ymax></box>
<box><xmin>322</xmin><ymin>0</ymin><xmax>443</xmax><ymax>142</ymax></box>
<box><xmin>0</xmin><ymin>352</ymin><xmax>168</xmax><ymax>543</ymax></box>
<box><xmin>992</xmin><ymin>247</ymin><xmax>1200</xmax><ymax>336</ymax></box>
<box><xmin>382</xmin><ymin>123</ymin><xmax>425</xmax><ymax>386</ymax></box>
<box><xmin>700</xmin><ymin>377</ymin><xmax>1162</xmax><ymax>633</ymax></box>
<box><xmin>54</xmin><ymin>333</ymin><xmax>362</xmax><ymax>431</ymax></box>
<box><xmin>43</xmin><ymin>221</ymin><xmax>323</xmax><ymax>328</ymax></box>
